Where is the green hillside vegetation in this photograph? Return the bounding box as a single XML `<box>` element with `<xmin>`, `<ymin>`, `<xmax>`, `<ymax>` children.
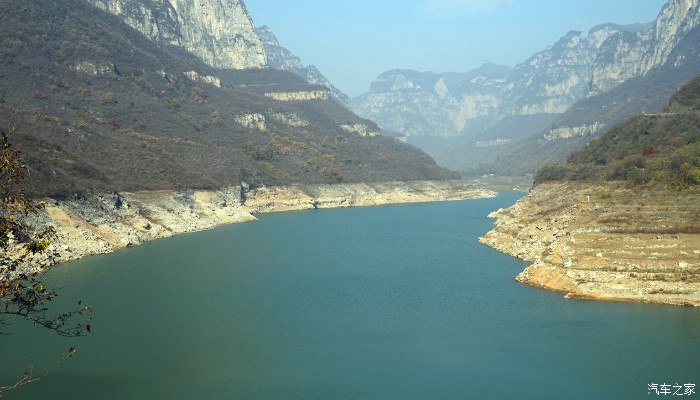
<box><xmin>535</xmin><ymin>74</ymin><xmax>700</xmax><ymax>187</ymax></box>
<box><xmin>0</xmin><ymin>0</ymin><xmax>456</xmax><ymax>198</ymax></box>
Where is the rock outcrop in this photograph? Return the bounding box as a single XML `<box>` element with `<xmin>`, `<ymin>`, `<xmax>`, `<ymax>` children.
<box><xmin>480</xmin><ymin>182</ymin><xmax>700</xmax><ymax>306</ymax></box>
<box><xmin>28</xmin><ymin>182</ymin><xmax>495</xmax><ymax>265</ymax></box>
<box><xmin>264</xmin><ymin>90</ymin><xmax>330</xmax><ymax>101</ymax></box>
<box><xmin>256</xmin><ymin>25</ymin><xmax>353</xmax><ymax>108</ymax></box>
<box><xmin>84</xmin><ymin>0</ymin><xmax>267</xmax><ymax>69</ymax></box>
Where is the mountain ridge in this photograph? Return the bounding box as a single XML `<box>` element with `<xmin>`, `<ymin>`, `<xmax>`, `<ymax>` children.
<box><xmin>0</xmin><ymin>0</ymin><xmax>457</xmax><ymax>197</ymax></box>
<box><xmin>255</xmin><ymin>25</ymin><xmax>353</xmax><ymax>109</ymax></box>
<box><xmin>353</xmin><ymin>0</ymin><xmax>700</xmax><ymax>175</ymax></box>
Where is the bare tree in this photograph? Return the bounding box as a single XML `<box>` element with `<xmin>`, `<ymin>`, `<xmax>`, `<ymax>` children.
<box><xmin>0</xmin><ymin>129</ymin><xmax>91</xmax><ymax>397</ymax></box>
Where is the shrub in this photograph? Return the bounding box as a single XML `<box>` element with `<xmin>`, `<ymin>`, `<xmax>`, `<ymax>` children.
<box><xmin>99</xmin><ymin>91</ymin><xmax>117</xmax><ymax>105</ymax></box>
<box><xmin>534</xmin><ymin>163</ymin><xmax>569</xmax><ymax>185</ymax></box>
<box><xmin>606</xmin><ymin>154</ymin><xmax>645</xmax><ymax>180</ymax></box>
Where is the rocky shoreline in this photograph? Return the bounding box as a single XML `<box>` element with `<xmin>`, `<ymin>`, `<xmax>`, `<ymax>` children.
<box><xmin>480</xmin><ymin>182</ymin><xmax>700</xmax><ymax>307</ymax></box>
<box><xmin>25</xmin><ymin>180</ymin><xmax>495</xmax><ymax>266</ymax></box>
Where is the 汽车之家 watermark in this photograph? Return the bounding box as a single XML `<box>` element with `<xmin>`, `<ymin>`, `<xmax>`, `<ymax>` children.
<box><xmin>648</xmin><ymin>383</ymin><xmax>695</xmax><ymax>396</ymax></box>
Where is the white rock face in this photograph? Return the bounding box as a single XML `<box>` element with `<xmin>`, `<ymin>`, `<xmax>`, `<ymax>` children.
<box><xmin>543</xmin><ymin>123</ymin><xmax>605</xmax><ymax>141</ymax></box>
<box><xmin>73</xmin><ymin>61</ymin><xmax>115</xmax><ymax>75</ymax></box>
<box><xmin>183</xmin><ymin>70</ymin><xmax>221</xmax><ymax>88</ymax></box>
<box><xmin>235</xmin><ymin>113</ymin><xmax>266</xmax><ymax>132</ymax></box>
<box><xmin>340</xmin><ymin>124</ymin><xmax>380</xmax><ymax>137</ymax></box>
<box><xmin>354</xmin><ymin>0</ymin><xmax>700</xmax><ymax>138</ymax></box>
<box><xmin>591</xmin><ymin>0</ymin><xmax>700</xmax><ymax>94</ymax></box>
<box><xmin>354</xmin><ymin>66</ymin><xmax>511</xmax><ymax>137</ymax></box>
<box><xmin>646</xmin><ymin>0</ymin><xmax>700</xmax><ymax>71</ymax></box>
<box><xmin>84</xmin><ymin>0</ymin><xmax>267</xmax><ymax>69</ymax></box>
<box><xmin>264</xmin><ymin>90</ymin><xmax>330</xmax><ymax>101</ymax></box>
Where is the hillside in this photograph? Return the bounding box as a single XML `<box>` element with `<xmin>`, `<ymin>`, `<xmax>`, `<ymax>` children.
<box><xmin>535</xmin><ymin>74</ymin><xmax>700</xmax><ymax>187</ymax></box>
<box><xmin>0</xmin><ymin>0</ymin><xmax>456</xmax><ymax>197</ymax></box>
<box><xmin>492</xmin><ymin>24</ymin><xmax>700</xmax><ymax>176</ymax></box>
<box><xmin>354</xmin><ymin>0</ymin><xmax>700</xmax><ymax>176</ymax></box>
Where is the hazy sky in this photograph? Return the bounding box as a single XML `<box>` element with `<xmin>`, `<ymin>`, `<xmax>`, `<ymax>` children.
<box><xmin>245</xmin><ymin>0</ymin><xmax>668</xmax><ymax>97</ymax></box>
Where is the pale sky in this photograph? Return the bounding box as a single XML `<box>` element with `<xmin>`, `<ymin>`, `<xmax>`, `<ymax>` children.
<box><xmin>245</xmin><ymin>0</ymin><xmax>668</xmax><ymax>97</ymax></box>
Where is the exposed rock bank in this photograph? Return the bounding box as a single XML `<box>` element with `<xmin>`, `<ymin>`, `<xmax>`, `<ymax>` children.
<box><xmin>29</xmin><ymin>181</ymin><xmax>495</xmax><ymax>265</ymax></box>
<box><xmin>480</xmin><ymin>182</ymin><xmax>700</xmax><ymax>306</ymax></box>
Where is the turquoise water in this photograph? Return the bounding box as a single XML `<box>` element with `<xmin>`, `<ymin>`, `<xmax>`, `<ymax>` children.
<box><xmin>3</xmin><ymin>193</ymin><xmax>699</xmax><ymax>399</ymax></box>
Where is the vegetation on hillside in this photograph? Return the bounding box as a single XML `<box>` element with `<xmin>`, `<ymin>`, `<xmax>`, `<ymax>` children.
<box><xmin>453</xmin><ymin>26</ymin><xmax>700</xmax><ymax>178</ymax></box>
<box><xmin>534</xmin><ymin>74</ymin><xmax>700</xmax><ymax>188</ymax></box>
<box><xmin>0</xmin><ymin>0</ymin><xmax>456</xmax><ymax>198</ymax></box>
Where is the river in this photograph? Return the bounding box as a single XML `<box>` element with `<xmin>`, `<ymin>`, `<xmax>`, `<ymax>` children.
<box><xmin>4</xmin><ymin>193</ymin><xmax>699</xmax><ymax>399</ymax></box>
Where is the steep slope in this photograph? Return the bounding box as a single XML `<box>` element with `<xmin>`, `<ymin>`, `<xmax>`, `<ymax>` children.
<box><xmin>0</xmin><ymin>0</ymin><xmax>457</xmax><ymax>197</ymax></box>
<box><xmin>84</xmin><ymin>0</ymin><xmax>267</xmax><ymax>69</ymax></box>
<box><xmin>256</xmin><ymin>26</ymin><xmax>352</xmax><ymax>109</ymax></box>
<box><xmin>535</xmin><ymin>73</ymin><xmax>700</xmax><ymax>187</ymax></box>
<box><xmin>354</xmin><ymin>0</ymin><xmax>700</xmax><ymax>175</ymax></box>
<box><xmin>495</xmin><ymin>23</ymin><xmax>700</xmax><ymax>175</ymax></box>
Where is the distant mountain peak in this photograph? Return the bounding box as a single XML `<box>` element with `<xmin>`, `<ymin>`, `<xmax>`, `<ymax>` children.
<box><xmin>256</xmin><ymin>25</ymin><xmax>280</xmax><ymax>47</ymax></box>
<box><xmin>354</xmin><ymin>0</ymin><xmax>700</xmax><ymax>174</ymax></box>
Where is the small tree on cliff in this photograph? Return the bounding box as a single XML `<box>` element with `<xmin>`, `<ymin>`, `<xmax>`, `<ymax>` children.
<box><xmin>0</xmin><ymin>129</ymin><xmax>91</xmax><ymax>396</ymax></box>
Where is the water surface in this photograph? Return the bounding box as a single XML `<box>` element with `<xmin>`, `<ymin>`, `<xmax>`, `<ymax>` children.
<box><xmin>4</xmin><ymin>193</ymin><xmax>699</xmax><ymax>399</ymax></box>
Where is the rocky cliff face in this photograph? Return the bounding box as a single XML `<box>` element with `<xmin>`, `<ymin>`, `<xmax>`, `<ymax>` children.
<box><xmin>354</xmin><ymin>65</ymin><xmax>511</xmax><ymax>137</ymax></box>
<box><xmin>84</xmin><ymin>0</ymin><xmax>267</xmax><ymax>69</ymax></box>
<box><xmin>354</xmin><ymin>0</ymin><xmax>700</xmax><ymax>141</ymax></box>
<box><xmin>256</xmin><ymin>26</ymin><xmax>353</xmax><ymax>108</ymax></box>
<box><xmin>590</xmin><ymin>0</ymin><xmax>700</xmax><ymax>95</ymax></box>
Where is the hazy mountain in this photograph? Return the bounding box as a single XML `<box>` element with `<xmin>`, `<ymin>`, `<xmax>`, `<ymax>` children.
<box><xmin>0</xmin><ymin>0</ymin><xmax>456</xmax><ymax>197</ymax></box>
<box><xmin>353</xmin><ymin>64</ymin><xmax>512</xmax><ymax>138</ymax></box>
<box><xmin>256</xmin><ymin>26</ymin><xmax>353</xmax><ymax>109</ymax></box>
<box><xmin>354</xmin><ymin>0</ymin><xmax>700</xmax><ymax>175</ymax></box>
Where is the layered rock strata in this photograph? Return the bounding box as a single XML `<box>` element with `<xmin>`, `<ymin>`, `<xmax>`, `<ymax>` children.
<box><xmin>480</xmin><ymin>182</ymin><xmax>700</xmax><ymax>306</ymax></box>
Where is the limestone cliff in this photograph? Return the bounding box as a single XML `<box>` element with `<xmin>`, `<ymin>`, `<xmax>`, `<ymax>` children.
<box><xmin>354</xmin><ymin>65</ymin><xmax>511</xmax><ymax>137</ymax></box>
<box><xmin>84</xmin><ymin>0</ymin><xmax>267</xmax><ymax>69</ymax></box>
<box><xmin>353</xmin><ymin>26</ymin><xmax>630</xmax><ymax>138</ymax></box>
<box><xmin>354</xmin><ymin>0</ymin><xmax>700</xmax><ymax>141</ymax></box>
<box><xmin>354</xmin><ymin>0</ymin><xmax>700</xmax><ymax>175</ymax></box>
<box><xmin>591</xmin><ymin>0</ymin><xmax>700</xmax><ymax>94</ymax></box>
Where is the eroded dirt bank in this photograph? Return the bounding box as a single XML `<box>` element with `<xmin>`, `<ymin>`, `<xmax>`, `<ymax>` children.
<box><xmin>480</xmin><ymin>182</ymin><xmax>700</xmax><ymax>306</ymax></box>
<box><xmin>26</xmin><ymin>180</ymin><xmax>495</xmax><ymax>265</ymax></box>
